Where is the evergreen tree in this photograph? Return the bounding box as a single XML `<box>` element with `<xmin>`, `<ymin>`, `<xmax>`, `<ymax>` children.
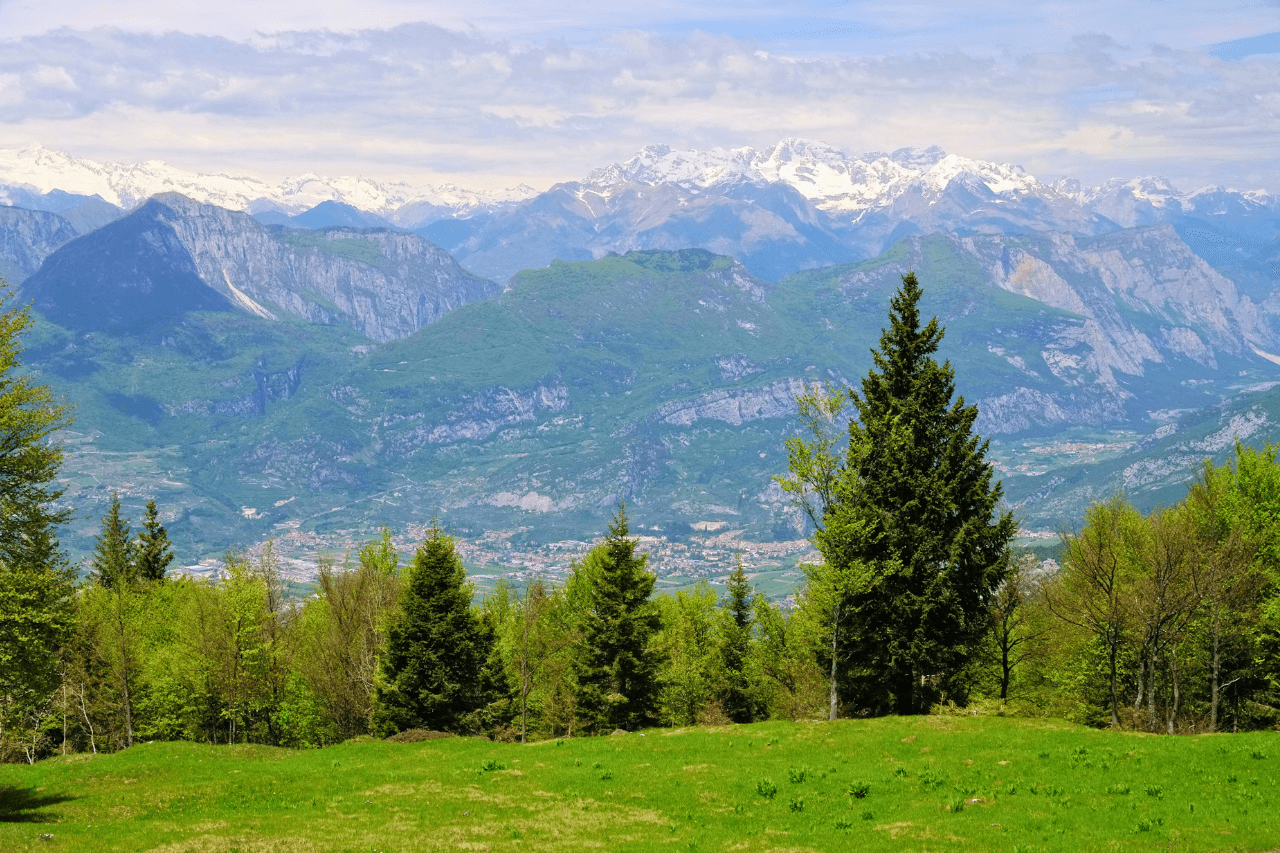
<box><xmin>811</xmin><ymin>272</ymin><xmax>1015</xmax><ymax>714</ymax></box>
<box><xmin>719</xmin><ymin>557</ymin><xmax>759</xmax><ymax>723</ymax></box>
<box><xmin>575</xmin><ymin>506</ymin><xmax>661</xmax><ymax>732</ymax></box>
<box><xmin>91</xmin><ymin>493</ymin><xmax>136</xmax><ymax>589</ymax></box>
<box><xmin>373</xmin><ymin>526</ymin><xmax>495</xmax><ymax>733</ymax></box>
<box><xmin>135</xmin><ymin>499</ymin><xmax>174</xmax><ymax>582</ymax></box>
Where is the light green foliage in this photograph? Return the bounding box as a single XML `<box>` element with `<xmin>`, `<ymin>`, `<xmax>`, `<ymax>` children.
<box><xmin>89</xmin><ymin>493</ymin><xmax>135</xmax><ymax>589</ymax></box>
<box><xmin>0</xmin><ymin>286</ymin><xmax>75</xmax><ymax>762</ymax></box>
<box><xmin>655</xmin><ymin>581</ymin><xmax>724</xmax><ymax>726</ymax></box>
<box><xmin>4</xmin><ymin>716</ymin><xmax>1280</xmax><ymax>852</ymax></box>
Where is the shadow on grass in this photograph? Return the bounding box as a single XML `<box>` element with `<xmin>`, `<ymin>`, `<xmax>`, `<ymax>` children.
<box><xmin>0</xmin><ymin>786</ymin><xmax>77</xmax><ymax>823</ymax></box>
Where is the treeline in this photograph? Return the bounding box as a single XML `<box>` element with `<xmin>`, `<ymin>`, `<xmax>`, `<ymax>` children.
<box><xmin>991</xmin><ymin>449</ymin><xmax>1280</xmax><ymax>733</ymax></box>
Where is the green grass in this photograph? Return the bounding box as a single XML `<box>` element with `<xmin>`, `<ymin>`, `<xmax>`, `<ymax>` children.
<box><xmin>2</xmin><ymin>716</ymin><xmax>1277</xmax><ymax>852</ymax></box>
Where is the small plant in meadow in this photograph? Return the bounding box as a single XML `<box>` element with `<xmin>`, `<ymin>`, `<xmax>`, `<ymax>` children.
<box><xmin>788</xmin><ymin>796</ymin><xmax>804</xmax><ymax>813</ymax></box>
<box><xmin>599</xmin><ymin>770</ymin><xmax>613</xmax><ymax>781</ymax></box>
<box><xmin>592</xmin><ymin>762</ymin><xmax>602</xmax><ymax>769</ymax></box>
<box><xmin>1012</xmin><ymin>845</ymin><xmax>1038</xmax><ymax>853</ymax></box>
<box><xmin>1038</xmin><ymin>751</ymin><xmax>1050</xmax><ymax>759</ymax></box>
<box><xmin>1135</xmin><ymin>819</ymin><xmax>1153</xmax><ymax>832</ymax></box>
<box><xmin>756</xmin><ymin>778</ymin><xmax>778</xmax><ymax>799</ymax></box>
<box><xmin>846</xmin><ymin>781</ymin><xmax>870</xmax><ymax>799</ymax></box>
<box><xmin>948</xmin><ymin>798</ymin><xmax>965</xmax><ymax>814</ymax></box>
<box><xmin>1106</xmin><ymin>783</ymin><xmax>1131</xmax><ymax>795</ymax></box>
<box><xmin>480</xmin><ymin>759</ymin><xmax>505</xmax><ymax>772</ymax></box>
<box><xmin>860</xmin><ymin>809</ymin><xmax>875</xmax><ymax>821</ymax></box>
<box><xmin>1005</xmin><ymin>784</ymin><xmax>1019</xmax><ymax>795</ymax></box>
<box><xmin>1145</xmin><ymin>785</ymin><xmax>1163</xmax><ymax>799</ymax></box>
<box><xmin>1251</xmin><ymin>749</ymin><xmax>1267</xmax><ymax>760</ymax></box>
<box><xmin>834</xmin><ymin>817</ymin><xmax>854</xmax><ymax>830</ymax></box>
<box><xmin>1227</xmin><ymin>773</ymin><xmax>1238</xmax><ymax>782</ymax></box>
<box><xmin>787</xmin><ymin>766</ymin><xmax>809</xmax><ymax>783</ymax></box>
<box><xmin>509</xmin><ymin>829</ymin><xmax>523</xmax><ymax>839</ymax></box>
<box><xmin>893</xmin><ymin>766</ymin><xmax>909</xmax><ymax>779</ymax></box>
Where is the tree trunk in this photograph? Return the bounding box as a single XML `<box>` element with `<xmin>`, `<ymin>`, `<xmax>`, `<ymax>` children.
<box><xmin>1167</xmin><ymin>646</ymin><xmax>1179</xmax><ymax>735</ymax></box>
<box><xmin>828</xmin><ymin>603</ymin><xmax>840</xmax><ymax>722</ymax></box>
<box><xmin>1107</xmin><ymin>634</ymin><xmax>1120</xmax><ymax>728</ymax></box>
<box><xmin>1209</xmin><ymin>607</ymin><xmax>1222</xmax><ymax>733</ymax></box>
<box><xmin>1000</xmin><ymin>640</ymin><xmax>1011</xmax><ymax>701</ymax></box>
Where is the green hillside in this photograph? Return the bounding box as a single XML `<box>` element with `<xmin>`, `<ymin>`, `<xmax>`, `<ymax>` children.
<box><xmin>26</xmin><ymin>238</ymin><xmax>1280</xmax><ymax>566</ymax></box>
<box><xmin>2</xmin><ymin>716</ymin><xmax>1276</xmax><ymax>852</ymax></box>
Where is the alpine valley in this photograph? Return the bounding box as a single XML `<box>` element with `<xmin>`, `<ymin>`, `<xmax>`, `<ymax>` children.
<box><xmin>5</xmin><ymin>140</ymin><xmax>1280</xmax><ymax>581</ymax></box>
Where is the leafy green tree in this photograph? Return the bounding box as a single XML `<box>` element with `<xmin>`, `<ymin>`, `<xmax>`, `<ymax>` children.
<box><xmin>91</xmin><ymin>494</ymin><xmax>136</xmax><ymax>589</ymax></box>
<box><xmin>0</xmin><ymin>288</ymin><xmax>75</xmax><ymax>760</ymax></box>
<box><xmin>0</xmin><ymin>288</ymin><xmax>74</xmax><ymax>571</ymax></box>
<box><xmin>574</xmin><ymin>506</ymin><xmax>662</xmax><ymax>733</ymax></box>
<box><xmin>655</xmin><ymin>582</ymin><xmax>722</xmax><ymax>726</ymax></box>
<box><xmin>135</xmin><ymin>499</ymin><xmax>175</xmax><ymax>582</ymax></box>
<box><xmin>374</xmin><ymin>527</ymin><xmax>496</xmax><ymax>734</ymax></box>
<box><xmin>800</xmin><ymin>272</ymin><xmax>1016</xmax><ymax>714</ymax></box>
<box><xmin>719</xmin><ymin>558</ymin><xmax>761</xmax><ymax>723</ymax></box>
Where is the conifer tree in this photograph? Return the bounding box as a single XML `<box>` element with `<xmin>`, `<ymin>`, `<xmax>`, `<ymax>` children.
<box><xmin>807</xmin><ymin>272</ymin><xmax>1015</xmax><ymax>714</ymax></box>
<box><xmin>373</xmin><ymin>526</ymin><xmax>495</xmax><ymax>733</ymax></box>
<box><xmin>575</xmin><ymin>506</ymin><xmax>661</xmax><ymax>732</ymax></box>
<box><xmin>719</xmin><ymin>557</ymin><xmax>759</xmax><ymax>723</ymax></box>
<box><xmin>90</xmin><ymin>493</ymin><xmax>135</xmax><ymax>589</ymax></box>
<box><xmin>135</xmin><ymin>499</ymin><xmax>174</xmax><ymax>582</ymax></box>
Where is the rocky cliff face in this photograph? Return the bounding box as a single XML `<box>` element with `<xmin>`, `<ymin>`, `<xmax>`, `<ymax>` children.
<box><xmin>0</xmin><ymin>206</ymin><xmax>80</xmax><ymax>283</ymax></box>
<box><xmin>22</xmin><ymin>193</ymin><xmax>500</xmax><ymax>341</ymax></box>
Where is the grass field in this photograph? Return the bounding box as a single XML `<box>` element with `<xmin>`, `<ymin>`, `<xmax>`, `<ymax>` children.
<box><xmin>1</xmin><ymin>716</ymin><xmax>1277</xmax><ymax>852</ymax></box>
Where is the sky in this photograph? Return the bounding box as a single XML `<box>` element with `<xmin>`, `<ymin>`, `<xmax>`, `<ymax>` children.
<box><xmin>1</xmin><ymin>1</ymin><xmax>1279</xmax><ymax>191</ymax></box>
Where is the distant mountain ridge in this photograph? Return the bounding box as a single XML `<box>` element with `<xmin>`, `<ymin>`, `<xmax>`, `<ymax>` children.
<box><xmin>22</xmin><ymin>193</ymin><xmax>499</xmax><ymax>341</ymax></box>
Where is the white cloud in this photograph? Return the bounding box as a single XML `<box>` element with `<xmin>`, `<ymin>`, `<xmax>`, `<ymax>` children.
<box><xmin>0</xmin><ymin>19</ymin><xmax>1278</xmax><ymax>190</ymax></box>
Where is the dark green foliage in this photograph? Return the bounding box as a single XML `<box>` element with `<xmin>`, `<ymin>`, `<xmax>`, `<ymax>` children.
<box><xmin>719</xmin><ymin>559</ymin><xmax>759</xmax><ymax>723</ymax></box>
<box><xmin>373</xmin><ymin>527</ymin><xmax>497</xmax><ymax>734</ymax></box>
<box><xmin>818</xmin><ymin>272</ymin><xmax>1016</xmax><ymax>714</ymax></box>
<box><xmin>135</xmin><ymin>500</ymin><xmax>174</xmax><ymax>582</ymax></box>
<box><xmin>90</xmin><ymin>493</ymin><xmax>135</xmax><ymax>589</ymax></box>
<box><xmin>575</xmin><ymin>507</ymin><xmax>662</xmax><ymax>733</ymax></box>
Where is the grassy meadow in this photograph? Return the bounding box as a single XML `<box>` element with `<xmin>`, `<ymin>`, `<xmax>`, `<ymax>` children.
<box><xmin>1</xmin><ymin>716</ymin><xmax>1277</xmax><ymax>852</ymax></box>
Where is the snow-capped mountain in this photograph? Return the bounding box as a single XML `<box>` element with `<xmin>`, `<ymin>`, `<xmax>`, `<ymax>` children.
<box><xmin>581</xmin><ymin>139</ymin><xmax>1048</xmax><ymax>217</ymax></box>
<box><xmin>0</xmin><ymin>144</ymin><xmax>536</xmax><ymax>222</ymax></box>
<box><xmin>4</xmin><ymin>139</ymin><xmax>1279</xmax><ymax>283</ymax></box>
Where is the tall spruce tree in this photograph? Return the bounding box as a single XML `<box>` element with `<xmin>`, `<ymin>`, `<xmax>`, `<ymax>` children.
<box><xmin>90</xmin><ymin>493</ymin><xmax>135</xmax><ymax>589</ymax></box>
<box><xmin>813</xmin><ymin>272</ymin><xmax>1015</xmax><ymax>714</ymax></box>
<box><xmin>373</xmin><ymin>526</ymin><xmax>496</xmax><ymax>733</ymax></box>
<box><xmin>135</xmin><ymin>499</ymin><xmax>174</xmax><ymax>582</ymax></box>
<box><xmin>575</xmin><ymin>506</ymin><xmax>661</xmax><ymax>733</ymax></box>
<box><xmin>719</xmin><ymin>557</ymin><xmax>758</xmax><ymax>723</ymax></box>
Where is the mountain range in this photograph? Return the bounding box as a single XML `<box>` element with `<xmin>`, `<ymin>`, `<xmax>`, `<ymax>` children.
<box><xmin>4</xmin><ymin>141</ymin><xmax>1280</xmax><ymax>568</ymax></box>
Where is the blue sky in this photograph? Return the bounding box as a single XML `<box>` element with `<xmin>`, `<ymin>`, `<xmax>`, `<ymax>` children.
<box><xmin>0</xmin><ymin>1</ymin><xmax>1279</xmax><ymax>190</ymax></box>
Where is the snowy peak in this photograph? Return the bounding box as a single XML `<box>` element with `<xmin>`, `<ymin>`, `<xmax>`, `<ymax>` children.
<box><xmin>579</xmin><ymin>139</ymin><xmax>1048</xmax><ymax>214</ymax></box>
<box><xmin>0</xmin><ymin>144</ymin><xmax>536</xmax><ymax>220</ymax></box>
